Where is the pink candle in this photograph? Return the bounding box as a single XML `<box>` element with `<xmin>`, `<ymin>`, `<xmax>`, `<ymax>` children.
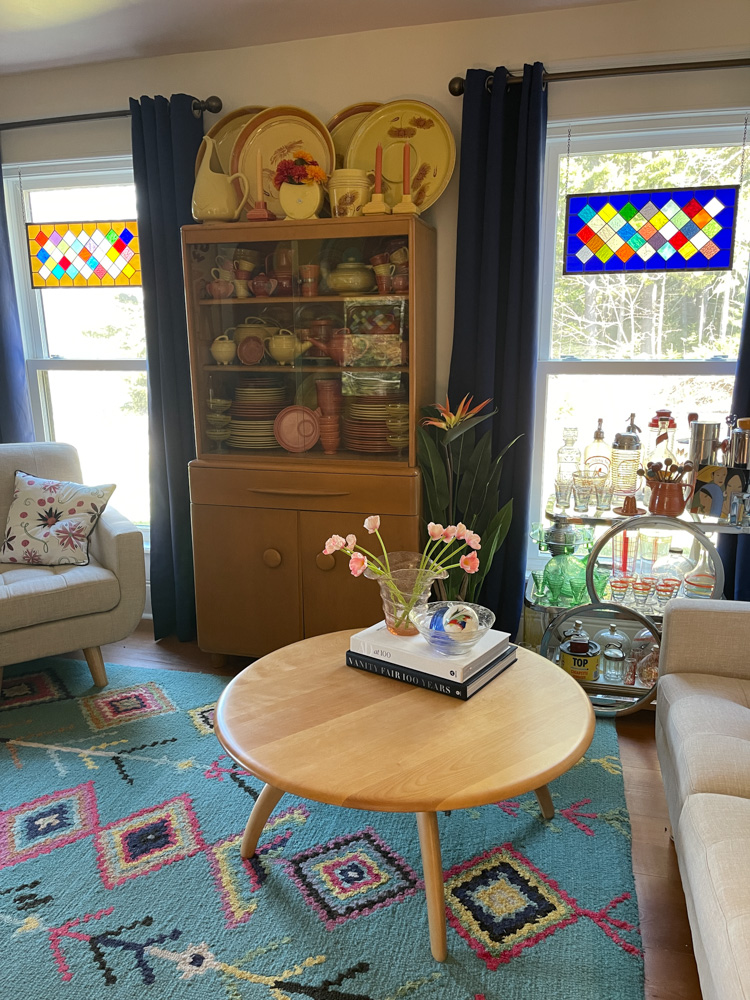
<box><xmin>374</xmin><ymin>143</ymin><xmax>382</xmax><ymax>195</ymax></box>
<box><xmin>402</xmin><ymin>143</ymin><xmax>410</xmax><ymax>196</ymax></box>
<box><xmin>256</xmin><ymin>149</ymin><xmax>264</xmax><ymax>203</ymax></box>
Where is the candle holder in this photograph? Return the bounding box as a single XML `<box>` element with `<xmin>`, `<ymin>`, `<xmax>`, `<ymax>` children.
<box><xmin>361</xmin><ymin>192</ymin><xmax>392</xmax><ymax>216</ymax></box>
<box><xmin>392</xmin><ymin>193</ymin><xmax>420</xmax><ymax>216</ymax></box>
<box><xmin>246</xmin><ymin>199</ymin><xmax>277</xmax><ymax>221</ymax></box>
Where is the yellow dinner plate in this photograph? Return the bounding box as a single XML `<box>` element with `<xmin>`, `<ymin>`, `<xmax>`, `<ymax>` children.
<box><xmin>345</xmin><ymin>99</ymin><xmax>456</xmax><ymax>211</ymax></box>
<box><xmin>326</xmin><ymin>102</ymin><xmax>381</xmax><ymax>170</ymax></box>
<box><xmin>195</xmin><ymin>105</ymin><xmax>266</xmax><ymax>177</ymax></box>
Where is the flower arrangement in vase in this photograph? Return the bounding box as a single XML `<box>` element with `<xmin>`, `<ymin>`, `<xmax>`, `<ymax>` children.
<box><xmin>323</xmin><ymin>515</ymin><xmax>481</xmax><ymax>636</ymax></box>
<box><xmin>273</xmin><ymin>150</ymin><xmax>328</xmax><ymax>220</ymax></box>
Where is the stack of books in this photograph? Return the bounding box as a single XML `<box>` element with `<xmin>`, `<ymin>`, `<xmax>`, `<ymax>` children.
<box><xmin>346</xmin><ymin>621</ymin><xmax>517</xmax><ymax>700</ymax></box>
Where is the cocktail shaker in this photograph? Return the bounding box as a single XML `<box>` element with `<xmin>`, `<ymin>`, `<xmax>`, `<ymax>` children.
<box><xmin>688</xmin><ymin>420</ymin><xmax>721</xmax><ymax>482</ymax></box>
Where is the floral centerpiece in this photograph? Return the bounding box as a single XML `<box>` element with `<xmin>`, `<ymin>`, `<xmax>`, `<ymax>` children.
<box><xmin>323</xmin><ymin>515</ymin><xmax>481</xmax><ymax>636</ymax></box>
<box><xmin>272</xmin><ymin>150</ymin><xmax>328</xmax><ymax>189</ymax></box>
<box><xmin>272</xmin><ymin>150</ymin><xmax>328</xmax><ymax>220</ymax></box>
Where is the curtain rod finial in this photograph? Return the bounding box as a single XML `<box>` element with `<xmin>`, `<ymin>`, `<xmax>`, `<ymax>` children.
<box><xmin>193</xmin><ymin>96</ymin><xmax>223</xmax><ymax>117</ymax></box>
<box><xmin>448</xmin><ymin>76</ymin><xmax>465</xmax><ymax>96</ymax></box>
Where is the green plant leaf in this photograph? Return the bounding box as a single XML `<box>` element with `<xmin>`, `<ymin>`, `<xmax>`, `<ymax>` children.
<box><xmin>466</xmin><ymin>500</ymin><xmax>513</xmax><ymax>602</ymax></box>
<box><xmin>443</xmin><ymin>408</ymin><xmax>498</xmax><ymax>445</ymax></box>
<box><xmin>449</xmin><ymin>426</ymin><xmax>476</xmax><ymax>476</ymax></box>
<box><xmin>422</xmin><ymin>472</ymin><xmax>447</xmax><ymax>527</ymax></box>
<box><xmin>456</xmin><ymin>432</ymin><xmax>492</xmax><ymax>519</ymax></box>
<box><xmin>417</xmin><ymin>426</ymin><xmax>450</xmax><ymax>516</ymax></box>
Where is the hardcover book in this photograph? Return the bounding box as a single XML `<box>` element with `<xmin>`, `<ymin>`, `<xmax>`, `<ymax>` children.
<box><xmin>345</xmin><ymin>644</ymin><xmax>518</xmax><ymax>700</ymax></box>
<box><xmin>349</xmin><ymin>620</ymin><xmax>511</xmax><ymax>683</ymax></box>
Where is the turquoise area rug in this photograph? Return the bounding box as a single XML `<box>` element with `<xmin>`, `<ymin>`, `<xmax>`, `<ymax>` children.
<box><xmin>0</xmin><ymin>657</ymin><xmax>644</xmax><ymax>999</ymax></box>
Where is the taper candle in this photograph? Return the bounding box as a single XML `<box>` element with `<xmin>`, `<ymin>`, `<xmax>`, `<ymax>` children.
<box><xmin>374</xmin><ymin>143</ymin><xmax>383</xmax><ymax>195</ymax></box>
<box><xmin>402</xmin><ymin>143</ymin><xmax>410</xmax><ymax>196</ymax></box>
<box><xmin>256</xmin><ymin>149</ymin><xmax>264</xmax><ymax>203</ymax></box>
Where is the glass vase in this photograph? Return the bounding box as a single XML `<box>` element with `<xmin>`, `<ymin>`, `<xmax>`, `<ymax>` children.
<box><xmin>365</xmin><ymin>551</ymin><xmax>448</xmax><ymax>636</ymax></box>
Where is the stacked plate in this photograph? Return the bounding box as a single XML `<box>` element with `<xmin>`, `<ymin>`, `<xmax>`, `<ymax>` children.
<box><xmin>342</xmin><ymin>395</ymin><xmax>407</xmax><ymax>453</ymax></box>
<box><xmin>228</xmin><ymin>375</ymin><xmax>288</xmax><ymax>449</ymax></box>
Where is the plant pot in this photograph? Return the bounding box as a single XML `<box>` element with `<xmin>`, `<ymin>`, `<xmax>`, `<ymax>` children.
<box><xmin>278</xmin><ymin>181</ymin><xmax>325</xmax><ymax>220</ymax></box>
<box><xmin>365</xmin><ymin>551</ymin><xmax>448</xmax><ymax>636</ymax></box>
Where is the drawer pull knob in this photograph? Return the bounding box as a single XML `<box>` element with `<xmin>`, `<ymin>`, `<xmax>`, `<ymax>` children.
<box><xmin>263</xmin><ymin>548</ymin><xmax>282</xmax><ymax>568</ymax></box>
<box><xmin>316</xmin><ymin>553</ymin><xmax>336</xmax><ymax>572</ymax></box>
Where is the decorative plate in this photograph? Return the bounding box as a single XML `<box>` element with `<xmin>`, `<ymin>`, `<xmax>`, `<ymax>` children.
<box><xmin>274</xmin><ymin>405</ymin><xmax>321</xmax><ymax>453</ymax></box>
<box><xmin>236</xmin><ymin>335</ymin><xmax>265</xmax><ymax>366</ymax></box>
<box><xmin>345</xmin><ymin>99</ymin><xmax>456</xmax><ymax>211</ymax></box>
<box><xmin>230</xmin><ymin>106</ymin><xmax>335</xmax><ymax>219</ymax></box>
<box><xmin>195</xmin><ymin>105</ymin><xmax>266</xmax><ymax>177</ymax></box>
<box><xmin>326</xmin><ymin>102</ymin><xmax>381</xmax><ymax>169</ymax></box>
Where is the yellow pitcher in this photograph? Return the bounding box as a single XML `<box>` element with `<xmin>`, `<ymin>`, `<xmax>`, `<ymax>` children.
<box><xmin>192</xmin><ymin>136</ymin><xmax>250</xmax><ymax>222</ymax></box>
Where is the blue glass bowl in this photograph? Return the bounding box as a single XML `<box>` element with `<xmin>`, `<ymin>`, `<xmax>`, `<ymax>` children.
<box><xmin>408</xmin><ymin>602</ymin><xmax>496</xmax><ymax>656</ymax></box>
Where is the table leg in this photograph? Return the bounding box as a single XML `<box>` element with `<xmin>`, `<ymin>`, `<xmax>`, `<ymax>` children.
<box><xmin>416</xmin><ymin>811</ymin><xmax>447</xmax><ymax>962</ymax></box>
<box><xmin>534</xmin><ymin>784</ymin><xmax>555</xmax><ymax>819</ymax></box>
<box><xmin>240</xmin><ymin>783</ymin><xmax>285</xmax><ymax>859</ymax></box>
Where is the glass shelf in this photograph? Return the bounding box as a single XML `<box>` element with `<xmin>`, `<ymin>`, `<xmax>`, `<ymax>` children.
<box><xmin>544</xmin><ymin>496</ymin><xmax>750</xmax><ymax>534</ymax></box>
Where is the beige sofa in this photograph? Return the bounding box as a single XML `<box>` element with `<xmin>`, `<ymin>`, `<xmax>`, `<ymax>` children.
<box><xmin>0</xmin><ymin>443</ymin><xmax>146</xmax><ymax>688</ymax></box>
<box><xmin>656</xmin><ymin>598</ymin><xmax>750</xmax><ymax>1000</ymax></box>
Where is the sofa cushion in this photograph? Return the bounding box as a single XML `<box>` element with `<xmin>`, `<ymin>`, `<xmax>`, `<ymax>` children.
<box><xmin>0</xmin><ymin>557</ymin><xmax>120</xmax><ymax>632</ymax></box>
<box><xmin>675</xmin><ymin>794</ymin><xmax>750</xmax><ymax>1000</ymax></box>
<box><xmin>658</xmin><ymin>672</ymin><xmax>750</xmax><ymax>802</ymax></box>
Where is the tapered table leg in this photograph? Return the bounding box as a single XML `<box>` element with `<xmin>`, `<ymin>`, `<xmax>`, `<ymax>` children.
<box><xmin>240</xmin><ymin>783</ymin><xmax>285</xmax><ymax>858</ymax></box>
<box><xmin>535</xmin><ymin>784</ymin><xmax>555</xmax><ymax>819</ymax></box>
<box><xmin>416</xmin><ymin>811</ymin><xmax>447</xmax><ymax>962</ymax></box>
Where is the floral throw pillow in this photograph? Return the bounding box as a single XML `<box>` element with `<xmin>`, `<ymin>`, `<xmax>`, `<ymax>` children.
<box><xmin>0</xmin><ymin>470</ymin><xmax>116</xmax><ymax>566</ymax></box>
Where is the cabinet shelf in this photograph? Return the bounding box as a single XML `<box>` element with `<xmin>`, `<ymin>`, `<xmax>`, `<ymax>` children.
<box><xmin>202</xmin><ymin>364</ymin><xmax>409</xmax><ymax>373</ymax></box>
<box><xmin>199</xmin><ymin>294</ymin><xmax>408</xmax><ymax>306</ymax></box>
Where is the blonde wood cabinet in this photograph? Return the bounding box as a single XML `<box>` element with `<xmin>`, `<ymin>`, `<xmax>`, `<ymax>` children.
<box><xmin>182</xmin><ymin>217</ymin><xmax>435</xmax><ymax>658</ymax></box>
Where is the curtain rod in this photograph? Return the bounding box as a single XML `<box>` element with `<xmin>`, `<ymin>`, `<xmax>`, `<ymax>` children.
<box><xmin>448</xmin><ymin>58</ymin><xmax>750</xmax><ymax>94</ymax></box>
<box><xmin>0</xmin><ymin>96</ymin><xmax>223</xmax><ymax>133</ymax></box>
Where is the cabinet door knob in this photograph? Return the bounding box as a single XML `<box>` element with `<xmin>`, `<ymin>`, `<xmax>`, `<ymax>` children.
<box><xmin>316</xmin><ymin>553</ymin><xmax>336</xmax><ymax>571</ymax></box>
<box><xmin>263</xmin><ymin>548</ymin><xmax>282</xmax><ymax>568</ymax></box>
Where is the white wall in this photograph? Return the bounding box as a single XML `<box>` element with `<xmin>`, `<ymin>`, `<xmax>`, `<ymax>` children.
<box><xmin>2</xmin><ymin>0</ymin><xmax>748</xmax><ymax>392</ymax></box>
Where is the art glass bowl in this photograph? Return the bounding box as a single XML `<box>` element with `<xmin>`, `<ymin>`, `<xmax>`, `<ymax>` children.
<box><xmin>409</xmin><ymin>601</ymin><xmax>496</xmax><ymax>656</ymax></box>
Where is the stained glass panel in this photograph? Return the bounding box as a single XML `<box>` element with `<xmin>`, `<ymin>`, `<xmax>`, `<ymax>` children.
<box><xmin>26</xmin><ymin>221</ymin><xmax>140</xmax><ymax>288</ymax></box>
<box><xmin>563</xmin><ymin>187</ymin><xmax>738</xmax><ymax>274</ymax></box>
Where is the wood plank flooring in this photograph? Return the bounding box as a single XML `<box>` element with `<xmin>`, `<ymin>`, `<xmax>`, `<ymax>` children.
<box><xmin>90</xmin><ymin>621</ymin><xmax>702</xmax><ymax>1000</ymax></box>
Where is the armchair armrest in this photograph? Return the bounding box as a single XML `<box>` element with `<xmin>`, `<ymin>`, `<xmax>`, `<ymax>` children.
<box><xmin>88</xmin><ymin>506</ymin><xmax>146</xmax><ymax>615</ymax></box>
<box><xmin>659</xmin><ymin>598</ymin><xmax>750</xmax><ymax>680</ymax></box>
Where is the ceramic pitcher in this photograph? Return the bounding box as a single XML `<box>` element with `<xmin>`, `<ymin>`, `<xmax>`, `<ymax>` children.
<box><xmin>192</xmin><ymin>136</ymin><xmax>250</xmax><ymax>222</ymax></box>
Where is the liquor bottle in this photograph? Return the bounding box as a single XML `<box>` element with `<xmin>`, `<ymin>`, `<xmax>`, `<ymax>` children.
<box><xmin>583</xmin><ymin>418</ymin><xmax>611</xmax><ymax>479</ymax></box>
<box><xmin>611</xmin><ymin>414</ymin><xmax>642</xmax><ymax>498</ymax></box>
<box><xmin>645</xmin><ymin>411</ymin><xmax>677</xmax><ymax>469</ymax></box>
<box><xmin>556</xmin><ymin>427</ymin><xmax>581</xmax><ymax>480</ymax></box>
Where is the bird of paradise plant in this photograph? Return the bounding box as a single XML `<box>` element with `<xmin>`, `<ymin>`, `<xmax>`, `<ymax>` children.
<box><xmin>418</xmin><ymin>393</ymin><xmax>520</xmax><ymax>602</ymax></box>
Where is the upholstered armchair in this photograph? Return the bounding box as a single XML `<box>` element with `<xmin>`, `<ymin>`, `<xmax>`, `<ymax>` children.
<box><xmin>0</xmin><ymin>442</ymin><xmax>146</xmax><ymax>689</ymax></box>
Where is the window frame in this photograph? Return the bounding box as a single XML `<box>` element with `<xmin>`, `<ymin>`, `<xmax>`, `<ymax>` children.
<box><xmin>529</xmin><ymin>111</ymin><xmax>744</xmax><ymax>566</ymax></box>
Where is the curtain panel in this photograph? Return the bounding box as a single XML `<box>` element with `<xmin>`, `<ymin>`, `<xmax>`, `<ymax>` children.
<box><xmin>130</xmin><ymin>94</ymin><xmax>203</xmax><ymax>641</ymax></box>
<box><xmin>448</xmin><ymin>63</ymin><xmax>547</xmax><ymax>636</ymax></box>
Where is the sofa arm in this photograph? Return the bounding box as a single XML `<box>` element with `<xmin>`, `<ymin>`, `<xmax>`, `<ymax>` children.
<box><xmin>88</xmin><ymin>506</ymin><xmax>146</xmax><ymax>614</ymax></box>
<box><xmin>660</xmin><ymin>598</ymin><xmax>750</xmax><ymax>680</ymax></box>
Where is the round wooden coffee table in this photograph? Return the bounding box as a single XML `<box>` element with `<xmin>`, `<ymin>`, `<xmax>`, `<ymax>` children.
<box><xmin>214</xmin><ymin>629</ymin><xmax>595</xmax><ymax>961</ymax></box>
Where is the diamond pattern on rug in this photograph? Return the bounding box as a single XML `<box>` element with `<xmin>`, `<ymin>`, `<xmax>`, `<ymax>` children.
<box><xmin>444</xmin><ymin>843</ymin><xmax>577</xmax><ymax>969</ymax></box>
<box><xmin>283</xmin><ymin>826</ymin><xmax>422</xmax><ymax>929</ymax></box>
<box><xmin>0</xmin><ymin>782</ymin><xmax>98</xmax><ymax>867</ymax></box>
<box><xmin>80</xmin><ymin>682</ymin><xmax>175</xmax><ymax>730</ymax></box>
<box><xmin>0</xmin><ymin>671</ymin><xmax>71</xmax><ymax>711</ymax></box>
<box><xmin>94</xmin><ymin>794</ymin><xmax>206</xmax><ymax>888</ymax></box>
<box><xmin>188</xmin><ymin>703</ymin><xmax>216</xmax><ymax>736</ymax></box>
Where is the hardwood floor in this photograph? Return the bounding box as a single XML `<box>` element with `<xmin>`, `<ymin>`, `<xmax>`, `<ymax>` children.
<box><xmin>93</xmin><ymin>621</ymin><xmax>702</xmax><ymax>999</ymax></box>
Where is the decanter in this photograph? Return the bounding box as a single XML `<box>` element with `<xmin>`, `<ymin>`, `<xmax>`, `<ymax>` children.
<box><xmin>683</xmin><ymin>547</ymin><xmax>716</xmax><ymax>599</ymax></box>
<box><xmin>557</xmin><ymin>427</ymin><xmax>581</xmax><ymax>480</ymax></box>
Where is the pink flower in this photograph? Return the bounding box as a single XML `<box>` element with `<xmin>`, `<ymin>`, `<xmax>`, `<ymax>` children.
<box><xmin>346</xmin><ymin>534</ymin><xmax>357</xmax><ymax>548</ymax></box>
<box><xmin>441</xmin><ymin>525</ymin><xmax>457</xmax><ymax>542</ymax></box>
<box><xmin>455</xmin><ymin>522</ymin><xmax>467</xmax><ymax>539</ymax></box>
<box><xmin>349</xmin><ymin>552</ymin><xmax>368</xmax><ymax>576</ymax></box>
<box><xmin>460</xmin><ymin>551</ymin><xmax>480</xmax><ymax>574</ymax></box>
<box><xmin>323</xmin><ymin>534</ymin><xmax>347</xmax><ymax>555</ymax></box>
<box><xmin>428</xmin><ymin>522</ymin><xmax>444</xmax><ymax>540</ymax></box>
<box><xmin>363</xmin><ymin>515</ymin><xmax>380</xmax><ymax>534</ymax></box>
<box><xmin>465</xmin><ymin>531</ymin><xmax>482</xmax><ymax>550</ymax></box>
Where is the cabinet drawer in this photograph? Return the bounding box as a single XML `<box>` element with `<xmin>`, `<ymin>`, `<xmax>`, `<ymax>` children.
<box><xmin>190</xmin><ymin>465</ymin><xmax>420</xmax><ymax>515</ymax></box>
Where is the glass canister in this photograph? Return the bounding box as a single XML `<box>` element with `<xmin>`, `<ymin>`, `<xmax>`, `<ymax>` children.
<box><xmin>593</xmin><ymin>622</ymin><xmax>633</xmax><ymax>657</ymax></box>
<box><xmin>611</xmin><ymin>414</ymin><xmax>642</xmax><ymax>498</ymax></box>
<box><xmin>602</xmin><ymin>641</ymin><xmax>627</xmax><ymax>683</ymax></box>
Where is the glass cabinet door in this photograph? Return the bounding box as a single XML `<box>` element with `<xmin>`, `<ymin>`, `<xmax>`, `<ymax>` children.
<box><xmin>183</xmin><ymin>220</ymin><xmax>427</xmax><ymax>468</ymax></box>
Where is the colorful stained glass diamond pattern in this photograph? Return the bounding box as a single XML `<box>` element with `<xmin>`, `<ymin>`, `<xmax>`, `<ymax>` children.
<box><xmin>564</xmin><ymin>187</ymin><xmax>737</xmax><ymax>273</ymax></box>
<box><xmin>26</xmin><ymin>221</ymin><xmax>140</xmax><ymax>287</ymax></box>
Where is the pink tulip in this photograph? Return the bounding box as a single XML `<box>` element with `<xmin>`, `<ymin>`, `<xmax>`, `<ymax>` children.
<box><xmin>465</xmin><ymin>531</ymin><xmax>482</xmax><ymax>550</ymax></box>
<box><xmin>323</xmin><ymin>534</ymin><xmax>346</xmax><ymax>555</ymax></box>
<box><xmin>455</xmin><ymin>522</ymin><xmax>467</xmax><ymax>539</ymax></box>
<box><xmin>346</xmin><ymin>534</ymin><xmax>357</xmax><ymax>548</ymax></box>
<box><xmin>460</xmin><ymin>551</ymin><xmax>480</xmax><ymax>574</ymax></box>
<box><xmin>441</xmin><ymin>525</ymin><xmax>457</xmax><ymax>542</ymax></box>
<box><xmin>349</xmin><ymin>552</ymin><xmax>368</xmax><ymax>576</ymax></box>
<box><xmin>427</xmin><ymin>522</ymin><xmax>444</xmax><ymax>540</ymax></box>
<box><xmin>363</xmin><ymin>515</ymin><xmax>380</xmax><ymax>533</ymax></box>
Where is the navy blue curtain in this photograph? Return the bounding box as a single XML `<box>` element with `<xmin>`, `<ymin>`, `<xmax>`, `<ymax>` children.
<box><xmin>448</xmin><ymin>64</ymin><xmax>547</xmax><ymax>637</ymax></box>
<box><xmin>718</xmin><ymin>267</ymin><xmax>750</xmax><ymax>601</ymax></box>
<box><xmin>130</xmin><ymin>95</ymin><xmax>203</xmax><ymax>641</ymax></box>
<box><xmin>0</xmin><ymin>144</ymin><xmax>34</xmax><ymax>443</ymax></box>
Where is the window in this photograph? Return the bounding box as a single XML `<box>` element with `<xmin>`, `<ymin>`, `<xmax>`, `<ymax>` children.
<box><xmin>531</xmin><ymin>112</ymin><xmax>748</xmax><ymax>561</ymax></box>
<box><xmin>4</xmin><ymin>158</ymin><xmax>149</xmax><ymax>533</ymax></box>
